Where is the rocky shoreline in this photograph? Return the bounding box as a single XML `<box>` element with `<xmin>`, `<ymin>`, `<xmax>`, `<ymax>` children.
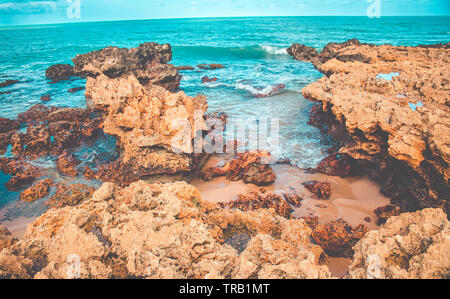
<box><xmin>288</xmin><ymin>39</ymin><xmax>449</xmax><ymax>216</ymax></box>
<box><xmin>0</xmin><ymin>41</ymin><xmax>448</xmax><ymax>279</ymax></box>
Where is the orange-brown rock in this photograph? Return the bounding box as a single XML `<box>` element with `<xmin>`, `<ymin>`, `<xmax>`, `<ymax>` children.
<box><xmin>197</xmin><ymin>64</ymin><xmax>225</xmax><ymax>70</ymax></box>
<box><xmin>85</xmin><ymin>72</ymin><xmax>208</xmax><ymax>185</ymax></box>
<box><xmin>0</xmin><ymin>117</ymin><xmax>20</xmax><ymax>154</ymax></box>
<box><xmin>19</xmin><ymin>178</ymin><xmax>53</xmax><ymax>202</ymax></box>
<box><xmin>348</xmin><ymin>208</ymin><xmax>450</xmax><ymax>279</ymax></box>
<box><xmin>0</xmin><ymin>225</ymin><xmax>17</xmax><ymax>251</ymax></box>
<box><xmin>56</xmin><ymin>151</ymin><xmax>80</xmax><ymax>177</ymax></box>
<box><xmin>72</xmin><ymin>42</ymin><xmax>181</xmax><ymax>92</ymax></box>
<box><xmin>311</xmin><ymin>218</ymin><xmax>368</xmax><ymax>258</ymax></box>
<box><xmin>303</xmin><ymin>180</ymin><xmax>331</xmax><ymax>200</ymax></box>
<box><xmin>67</xmin><ymin>86</ymin><xmax>85</xmax><ymax>93</ymax></box>
<box><xmin>40</xmin><ymin>95</ymin><xmax>51</xmax><ymax>102</ymax></box>
<box><xmin>0</xmin><ymin>181</ymin><xmax>330</xmax><ymax>279</ymax></box>
<box><xmin>176</xmin><ymin>65</ymin><xmax>195</xmax><ymax>71</ymax></box>
<box><xmin>46</xmin><ymin>183</ymin><xmax>95</xmax><ymax>208</ymax></box>
<box><xmin>219</xmin><ymin>188</ymin><xmax>293</xmax><ymax>218</ymax></box>
<box><xmin>282</xmin><ymin>191</ymin><xmax>303</xmax><ymax>207</ymax></box>
<box><xmin>0</xmin><ymin>117</ymin><xmax>20</xmax><ymax>133</ymax></box>
<box><xmin>289</xmin><ymin>40</ymin><xmax>450</xmax><ymax>214</ymax></box>
<box><xmin>0</xmin><ymin>157</ymin><xmax>41</xmax><ymax>191</ymax></box>
<box><xmin>12</xmin><ymin>105</ymin><xmax>104</xmax><ymax>158</ymax></box>
<box><xmin>374</xmin><ymin>204</ymin><xmax>401</xmax><ymax>226</ymax></box>
<box><xmin>314</xmin><ymin>153</ymin><xmax>351</xmax><ymax>177</ymax></box>
<box><xmin>300</xmin><ymin>216</ymin><xmax>319</xmax><ymax>230</ymax></box>
<box><xmin>201</xmin><ymin>151</ymin><xmax>276</xmax><ymax>186</ymax></box>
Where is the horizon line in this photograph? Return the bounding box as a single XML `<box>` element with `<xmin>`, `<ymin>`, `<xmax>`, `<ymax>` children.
<box><xmin>1</xmin><ymin>14</ymin><xmax>450</xmax><ymax>28</ymax></box>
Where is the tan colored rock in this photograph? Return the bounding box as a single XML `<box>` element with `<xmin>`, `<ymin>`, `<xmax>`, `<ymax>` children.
<box><xmin>0</xmin><ymin>225</ymin><xmax>17</xmax><ymax>251</ymax></box>
<box><xmin>0</xmin><ymin>181</ymin><xmax>330</xmax><ymax>279</ymax></box>
<box><xmin>290</xmin><ymin>40</ymin><xmax>449</xmax><ymax>213</ymax></box>
<box><xmin>348</xmin><ymin>208</ymin><xmax>450</xmax><ymax>279</ymax></box>
<box><xmin>85</xmin><ymin>73</ymin><xmax>208</xmax><ymax>185</ymax></box>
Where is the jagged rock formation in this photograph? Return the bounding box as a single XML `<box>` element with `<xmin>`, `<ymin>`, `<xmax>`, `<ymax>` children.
<box><xmin>0</xmin><ymin>181</ymin><xmax>330</xmax><ymax>279</ymax></box>
<box><xmin>348</xmin><ymin>208</ymin><xmax>450</xmax><ymax>279</ymax></box>
<box><xmin>85</xmin><ymin>73</ymin><xmax>208</xmax><ymax>185</ymax></box>
<box><xmin>0</xmin><ymin>225</ymin><xmax>17</xmax><ymax>251</ymax></box>
<box><xmin>289</xmin><ymin>40</ymin><xmax>450</xmax><ymax>215</ymax></box>
<box><xmin>72</xmin><ymin>42</ymin><xmax>181</xmax><ymax>92</ymax></box>
<box><xmin>20</xmin><ymin>179</ymin><xmax>53</xmax><ymax>202</ymax></box>
<box><xmin>200</xmin><ymin>151</ymin><xmax>277</xmax><ymax>186</ymax></box>
<box><xmin>311</xmin><ymin>218</ymin><xmax>368</xmax><ymax>258</ymax></box>
<box><xmin>218</xmin><ymin>188</ymin><xmax>295</xmax><ymax>218</ymax></box>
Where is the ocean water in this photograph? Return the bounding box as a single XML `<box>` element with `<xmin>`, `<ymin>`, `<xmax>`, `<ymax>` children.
<box><xmin>0</xmin><ymin>16</ymin><xmax>449</xmax><ymax>217</ymax></box>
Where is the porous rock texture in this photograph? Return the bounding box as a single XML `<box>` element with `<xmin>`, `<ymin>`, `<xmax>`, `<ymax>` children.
<box><xmin>348</xmin><ymin>208</ymin><xmax>450</xmax><ymax>279</ymax></box>
<box><xmin>72</xmin><ymin>42</ymin><xmax>181</xmax><ymax>92</ymax></box>
<box><xmin>289</xmin><ymin>40</ymin><xmax>450</xmax><ymax>215</ymax></box>
<box><xmin>200</xmin><ymin>151</ymin><xmax>277</xmax><ymax>186</ymax></box>
<box><xmin>86</xmin><ymin>73</ymin><xmax>208</xmax><ymax>185</ymax></box>
<box><xmin>0</xmin><ymin>181</ymin><xmax>330</xmax><ymax>279</ymax></box>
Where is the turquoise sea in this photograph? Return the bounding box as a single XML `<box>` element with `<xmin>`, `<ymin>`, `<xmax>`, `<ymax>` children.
<box><xmin>0</xmin><ymin>16</ymin><xmax>449</xmax><ymax>220</ymax></box>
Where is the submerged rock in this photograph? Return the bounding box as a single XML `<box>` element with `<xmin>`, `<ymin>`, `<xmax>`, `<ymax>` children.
<box><xmin>197</xmin><ymin>64</ymin><xmax>225</xmax><ymax>70</ymax></box>
<box><xmin>10</xmin><ymin>105</ymin><xmax>103</xmax><ymax>160</ymax></box>
<box><xmin>85</xmin><ymin>73</ymin><xmax>208</xmax><ymax>185</ymax></box>
<box><xmin>348</xmin><ymin>208</ymin><xmax>450</xmax><ymax>279</ymax></box>
<box><xmin>40</xmin><ymin>95</ymin><xmax>51</xmax><ymax>102</ymax></box>
<box><xmin>0</xmin><ymin>80</ymin><xmax>19</xmax><ymax>88</ymax></box>
<box><xmin>56</xmin><ymin>151</ymin><xmax>81</xmax><ymax>177</ymax></box>
<box><xmin>67</xmin><ymin>87</ymin><xmax>85</xmax><ymax>93</ymax></box>
<box><xmin>289</xmin><ymin>40</ymin><xmax>450</xmax><ymax>215</ymax></box>
<box><xmin>0</xmin><ymin>181</ymin><xmax>330</xmax><ymax>279</ymax></box>
<box><xmin>45</xmin><ymin>64</ymin><xmax>76</xmax><ymax>82</ymax></box>
<box><xmin>176</xmin><ymin>65</ymin><xmax>195</xmax><ymax>71</ymax></box>
<box><xmin>46</xmin><ymin>183</ymin><xmax>95</xmax><ymax>208</ymax></box>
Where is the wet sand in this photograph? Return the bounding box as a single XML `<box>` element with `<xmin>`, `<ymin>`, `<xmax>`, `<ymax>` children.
<box><xmin>191</xmin><ymin>155</ymin><xmax>390</xmax><ymax>230</ymax></box>
<box><xmin>191</xmin><ymin>154</ymin><xmax>392</xmax><ymax>276</ymax></box>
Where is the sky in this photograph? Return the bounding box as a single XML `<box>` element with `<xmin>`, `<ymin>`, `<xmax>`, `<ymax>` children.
<box><xmin>0</xmin><ymin>0</ymin><xmax>449</xmax><ymax>26</ymax></box>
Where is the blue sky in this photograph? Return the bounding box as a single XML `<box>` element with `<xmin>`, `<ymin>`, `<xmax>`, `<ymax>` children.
<box><xmin>0</xmin><ymin>0</ymin><xmax>449</xmax><ymax>25</ymax></box>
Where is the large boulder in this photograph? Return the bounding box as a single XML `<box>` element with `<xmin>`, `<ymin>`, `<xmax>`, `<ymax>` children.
<box><xmin>0</xmin><ymin>181</ymin><xmax>330</xmax><ymax>279</ymax></box>
<box><xmin>348</xmin><ymin>208</ymin><xmax>450</xmax><ymax>279</ymax></box>
<box><xmin>85</xmin><ymin>73</ymin><xmax>208</xmax><ymax>185</ymax></box>
<box><xmin>45</xmin><ymin>64</ymin><xmax>76</xmax><ymax>82</ymax></box>
<box><xmin>72</xmin><ymin>42</ymin><xmax>181</xmax><ymax>92</ymax></box>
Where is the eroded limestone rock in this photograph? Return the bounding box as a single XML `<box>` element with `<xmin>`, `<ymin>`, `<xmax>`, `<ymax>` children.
<box><xmin>0</xmin><ymin>181</ymin><xmax>329</xmax><ymax>279</ymax></box>
<box><xmin>348</xmin><ymin>208</ymin><xmax>450</xmax><ymax>279</ymax></box>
